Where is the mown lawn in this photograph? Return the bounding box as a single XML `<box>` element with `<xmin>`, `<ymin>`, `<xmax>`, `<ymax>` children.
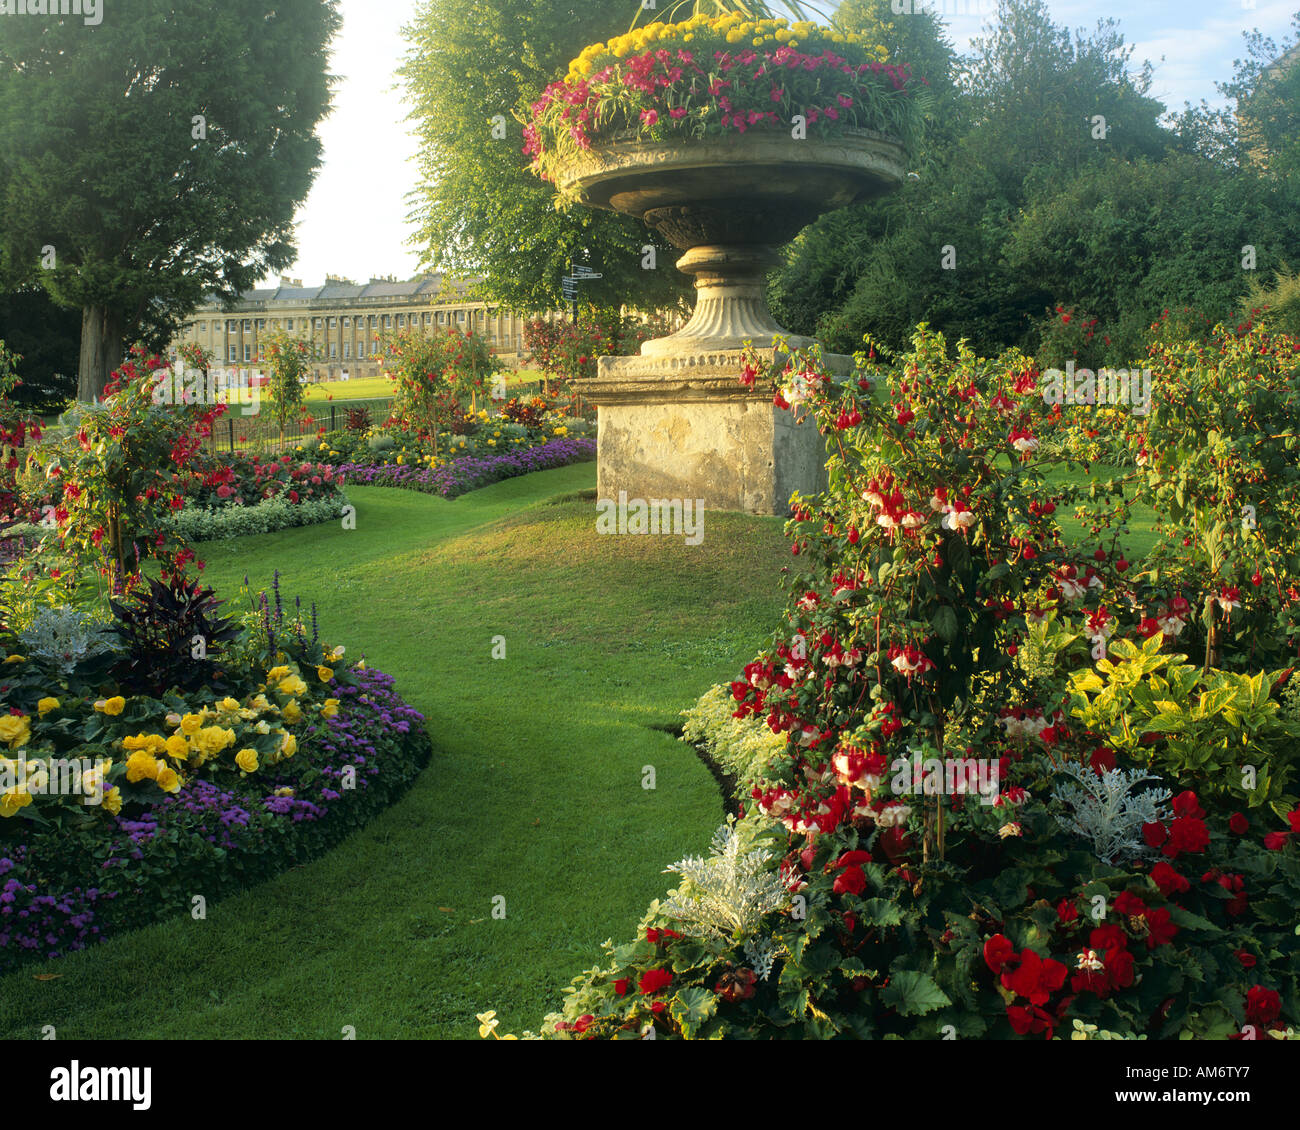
<box><xmin>0</xmin><ymin>465</ymin><xmax>790</xmax><ymax>1039</ymax></box>
<box><xmin>300</xmin><ymin>369</ymin><xmax>545</xmax><ymax>402</ymax></box>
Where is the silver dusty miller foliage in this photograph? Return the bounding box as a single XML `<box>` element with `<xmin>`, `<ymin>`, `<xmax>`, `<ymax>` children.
<box><xmin>18</xmin><ymin>605</ymin><xmax>116</xmax><ymax>674</ymax></box>
<box><xmin>1051</xmin><ymin>763</ymin><xmax>1172</xmax><ymax>865</ymax></box>
<box><xmin>661</xmin><ymin>822</ymin><xmax>790</xmax><ymax>978</ymax></box>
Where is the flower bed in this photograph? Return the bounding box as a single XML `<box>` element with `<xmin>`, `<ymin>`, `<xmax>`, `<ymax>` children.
<box><xmin>525</xmin><ymin>14</ymin><xmax>926</xmax><ymax>188</ymax></box>
<box><xmin>304</xmin><ymin>410</ymin><xmax>592</xmax><ymax>470</ymax></box>
<box><xmin>513</xmin><ymin>323</ymin><xmax>1300</xmax><ymax>1041</ymax></box>
<box><xmin>0</xmin><ymin>578</ymin><xmax>430</xmax><ymax>972</ymax></box>
<box><xmin>338</xmin><ymin>437</ymin><xmax>596</xmax><ymax>501</ymax></box>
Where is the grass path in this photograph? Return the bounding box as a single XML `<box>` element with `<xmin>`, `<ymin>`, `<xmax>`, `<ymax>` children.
<box><xmin>0</xmin><ymin>466</ymin><xmax>789</xmax><ymax>1039</ymax></box>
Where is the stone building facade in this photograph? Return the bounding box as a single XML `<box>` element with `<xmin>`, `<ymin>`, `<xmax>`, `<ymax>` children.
<box><xmin>171</xmin><ymin>274</ymin><xmax>562</xmax><ymax>381</ymax></box>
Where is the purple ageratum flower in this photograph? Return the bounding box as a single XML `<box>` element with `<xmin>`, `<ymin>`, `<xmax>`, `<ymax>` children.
<box><xmin>336</xmin><ymin>437</ymin><xmax>595</xmax><ymax>501</ymax></box>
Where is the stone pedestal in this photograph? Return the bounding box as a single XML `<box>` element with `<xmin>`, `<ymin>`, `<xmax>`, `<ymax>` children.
<box><xmin>553</xmin><ymin>131</ymin><xmax>904</xmax><ymax>516</ymax></box>
<box><xmin>585</xmin><ymin>349</ymin><xmax>849</xmax><ymax>516</ymax></box>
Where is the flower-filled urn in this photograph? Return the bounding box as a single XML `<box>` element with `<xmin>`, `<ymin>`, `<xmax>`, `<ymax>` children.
<box><xmin>525</xmin><ymin>12</ymin><xmax>923</xmax><ymax>514</ymax></box>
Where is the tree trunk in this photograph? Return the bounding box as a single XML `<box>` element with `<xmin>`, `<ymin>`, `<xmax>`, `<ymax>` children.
<box><xmin>77</xmin><ymin>305</ymin><xmax>124</xmax><ymax>403</ymax></box>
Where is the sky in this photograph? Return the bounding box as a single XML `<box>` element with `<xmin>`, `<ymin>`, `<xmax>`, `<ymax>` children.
<box><xmin>273</xmin><ymin>0</ymin><xmax>1300</xmax><ymax>288</ymax></box>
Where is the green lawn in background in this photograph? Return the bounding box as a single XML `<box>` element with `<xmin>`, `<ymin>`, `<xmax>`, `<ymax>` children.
<box><xmin>0</xmin><ymin>466</ymin><xmax>789</xmax><ymax>1039</ymax></box>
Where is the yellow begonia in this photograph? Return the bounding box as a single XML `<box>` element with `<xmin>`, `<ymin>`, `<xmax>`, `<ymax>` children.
<box><xmin>155</xmin><ymin>765</ymin><xmax>181</xmax><ymax>793</ymax></box>
<box><xmin>103</xmin><ymin>787</ymin><xmax>122</xmax><ymax>816</ymax></box>
<box><xmin>235</xmin><ymin>748</ymin><xmax>259</xmax><ymax>773</ymax></box>
<box><xmin>179</xmin><ymin>713</ymin><xmax>203</xmax><ymax>736</ymax></box>
<box><xmin>317</xmin><ymin>666</ymin><xmax>334</xmax><ymax>682</ymax></box>
<box><xmin>125</xmin><ymin>751</ymin><xmax>159</xmax><ymax>782</ymax></box>
<box><xmin>195</xmin><ymin>727</ymin><xmax>236</xmax><ymax>759</ymax></box>
<box><xmin>0</xmin><ymin>715</ymin><xmax>31</xmax><ymax>749</ymax></box>
<box><xmin>266</xmin><ymin>665</ymin><xmax>291</xmax><ymax>682</ymax></box>
<box><xmin>94</xmin><ymin>696</ymin><xmax>126</xmax><ymax>716</ymax></box>
<box><xmin>0</xmin><ymin>788</ymin><xmax>32</xmax><ymax>818</ymax></box>
<box><xmin>282</xmin><ymin>700</ymin><xmax>303</xmax><ymax>725</ymax></box>
<box><xmin>278</xmin><ymin>674</ymin><xmax>308</xmax><ymax>697</ymax></box>
<box><xmin>3</xmin><ymin>654</ymin><xmax>24</xmax><ymax>664</ymax></box>
<box><xmin>321</xmin><ymin>698</ymin><xmax>340</xmax><ymax>719</ymax></box>
<box><xmin>219</xmin><ymin>697</ymin><xmax>242</xmax><ymax>713</ymax></box>
<box><xmin>124</xmin><ymin>733</ymin><xmax>167</xmax><ymax>756</ymax></box>
<box><xmin>280</xmin><ymin>732</ymin><xmax>298</xmax><ymax>758</ymax></box>
<box><xmin>37</xmin><ymin>697</ymin><xmax>60</xmax><ymax>716</ymax></box>
<box><xmin>165</xmin><ymin>734</ymin><xmax>189</xmax><ymax>761</ymax></box>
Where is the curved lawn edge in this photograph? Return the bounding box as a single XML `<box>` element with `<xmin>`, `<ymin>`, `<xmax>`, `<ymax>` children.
<box><xmin>0</xmin><ymin>665</ymin><xmax>431</xmax><ymax>975</ymax></box>
<box><xmin>337</xmin><ymin>437</ymin><xmax>596</xmax><ymax>500</ymax></box>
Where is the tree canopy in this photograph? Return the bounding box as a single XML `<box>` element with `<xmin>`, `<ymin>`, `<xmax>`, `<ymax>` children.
<box><xmin>0</xmin><ymin>0</ymin><xmax>341</xmax><ymax>401</ymax></box>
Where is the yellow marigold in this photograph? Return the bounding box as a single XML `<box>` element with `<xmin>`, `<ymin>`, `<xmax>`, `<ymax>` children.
<box><xmin>235</xmin><ymin>748</ymin><xmax>259</xmax><ymax>773</ymax></box>
<box><xmin>94</xmin><ymin>696</ymin><xmax>126</xmax><ymax>716</ymax></box>
<box><xmin>278</xmin><ymin>674</ymin><xmax>308</xmax><ymax>697</ymax></box>
<box><xmin>103</xmin><ymin>787</ymin><xmax>122</xmax><ymax>816</ymax></box>
<box><xmin>125</xmin><ymin>751</ymin><xmax>159</xmax><ymax>782</ymax></box>
<box><xmin>0</xmin><ymin>788</ymin><xmax>32</xmax><ymax>818</ymax></box>
<box><xmin>282</xmin><ymin>700</ymin><xmax>303</xmax><ymax>725</ymax></box>
<box><xmin>37</xmin><ymin>697</ymin><xmax>60</xmax><ymax>717</ymax></box>
<box><xmin>0</xmin><ymin>715</ymin><xmax>31</xmax><ymax>749</ymax></box>
<box><xmin>155</xmin><ymin>765</ymin><xmax>181</xmax><ymax>794</ymax></box>
<box><xmin>317</xmin><ymin>666</ymin><xmax>333</xmax><ymax>682</ymax></box>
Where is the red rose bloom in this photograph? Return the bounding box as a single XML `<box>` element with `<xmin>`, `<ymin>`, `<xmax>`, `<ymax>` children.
<box><xmin>1236</xmin><ymin>951</ymin><xmax>1257</xmax><ymax>969</ymax></box>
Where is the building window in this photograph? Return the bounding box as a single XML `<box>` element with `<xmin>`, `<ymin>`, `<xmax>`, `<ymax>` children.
<box><xmin>229</xmin><ymin>345</ymin><xmax>237</xmax><ymax>361</ymax></box>
<box><xmin>344</xmin><ymin>342</ymin><xmax>351</xmax><ymax>359</ymax></box>
<box><xmin>343</xmin><ymin>317</ymin><xmax>350</xmax><ymax>328</ymax></box>
<box><xmin>437</xmin><ymin>311</ymin><xmax>445</xmax><ymax>324</ymax></box>
<box><xmin>243</xmin><ymin>344</ymin><xmax>252</xmax><ymax>362</ymax></box>
<box><xmin>457</xmin><ymin>310</ymin><xmax>465</xmax><ymax>322</ymax></box>
<box><xmin>329</xmin><ymin>317</ymin><xmax>337</xmax><ymax>329</ymax></box>
<box><xmin>358</xmin><ymin>342</ymin><xmax>366</xmax><ymax>358</ymax></box>
<box><xmin>256</xmin><ymin>319</ymin><xmax>265</xmax><ymax>330</ymax></box>
<box><xmin>383</xmin><ymin>315</ymin><xmax>391</xmax><ymax>328</ymax></box>
<box><xmin>285</xmin><ymin>318</ymin><xmax>293</xmax><ymax>330</ymax></box>
<box><xmin>396</xmin><ymin>314</ymin><xmax>405</xmax><ymax>327</ymax></box>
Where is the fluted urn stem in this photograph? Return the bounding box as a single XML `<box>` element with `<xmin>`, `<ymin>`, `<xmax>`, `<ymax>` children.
<box><xmin>640</xmin><ymin>244</ymin><xmax>814</xmax><ymax>357</ymax></box>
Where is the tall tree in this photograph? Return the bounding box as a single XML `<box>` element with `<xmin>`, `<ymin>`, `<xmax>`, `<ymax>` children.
<box><xmin>400</xmin><ymin>0</ymin><xmax>691</xmax><ymax>314</ymax></box>
<box><xmin>0</xmin><ymin>0</ymin><xmax>340</xmax><ymax>402</ymax></box>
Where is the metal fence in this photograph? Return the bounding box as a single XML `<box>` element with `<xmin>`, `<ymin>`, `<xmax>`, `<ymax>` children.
<box><xmin>202</xmin><ymin>397</ymin><xmax>395</xmax><ymax>456</ymax></box>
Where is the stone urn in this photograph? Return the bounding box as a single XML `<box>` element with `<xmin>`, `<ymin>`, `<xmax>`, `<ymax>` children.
<box><xmin>556</xmin><ymin>127</ymin><xmax>905</xmax><ymax>515</ymax></box>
